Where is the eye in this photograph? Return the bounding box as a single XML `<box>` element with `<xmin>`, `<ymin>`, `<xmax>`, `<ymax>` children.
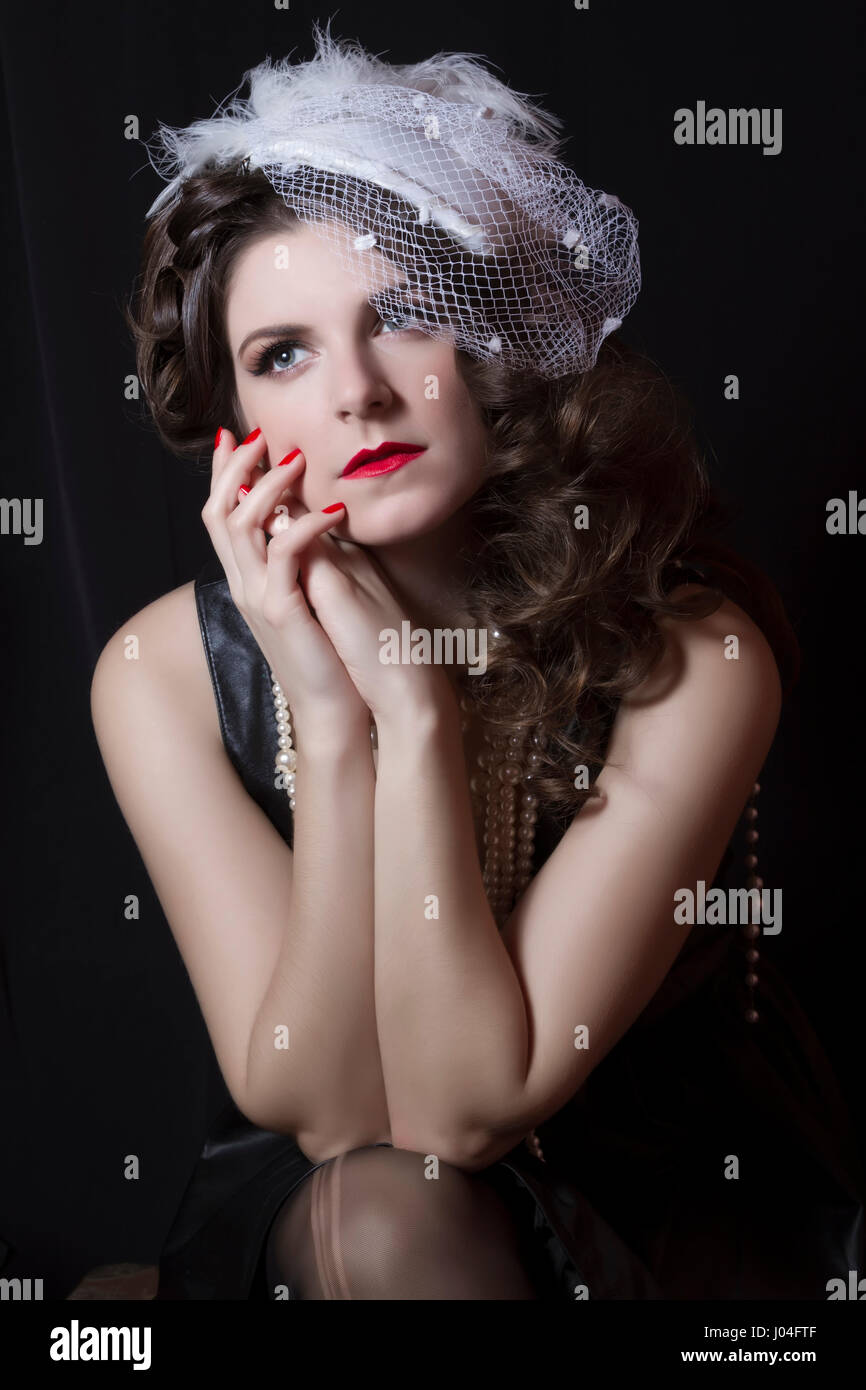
<box><xmin>379</xmin><ymin>310</ymin><xmax>423</xmax><ymax>334</ymax></box>
<box><xmin>248</xmin><ymin>307</ymin><xmax>428</xmax><ymax>380</ymax></box>
<box><xmin>249</xmin><ymin>340</ymin><xmax>313</xmax><ymax>378</ymax></box>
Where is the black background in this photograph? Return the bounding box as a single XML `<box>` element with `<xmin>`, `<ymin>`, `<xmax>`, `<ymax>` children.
<box><xmin>1</xmin><ymin>0</ymin><xmax>863</xmax><ymax>1298</ymax></box>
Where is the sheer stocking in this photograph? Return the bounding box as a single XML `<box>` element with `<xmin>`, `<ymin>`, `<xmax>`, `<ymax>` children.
<box><xmin>263</xmin><ymin>1143</ymin><xmax>539</xmax><ymax>1300</ymax></box>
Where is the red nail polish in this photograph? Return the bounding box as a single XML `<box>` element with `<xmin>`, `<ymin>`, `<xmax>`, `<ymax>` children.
<box><xmin>238</xmin><ymin>485</ymin><xmax>250</xmax><ymax>496</ymax></box>
<box><xmin>241</xmin><ymin>427</ymin><xmax>261</xmax><ymax>446</ymax></box>
<box><xmin>215</xmin><ymin>426</ymin><xmax>223</xmax><ymax>449</ymax></box>
<box><xmin>278</xmin><ymin>448</ymin><xmax>301</xmax><ymax>467</ymax></box>
<box><xmin>322</xmin><ymin>502</ymin><xmax>345</xmax><ymax>513</ymax></box>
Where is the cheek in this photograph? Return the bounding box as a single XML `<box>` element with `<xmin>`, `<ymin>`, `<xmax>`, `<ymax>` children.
<box><xmin>433</xmin><ymin>369</ymin><xmax>488</xmax><ymax>457</ymax></box>
<box><xmin>233</xmin><ymin>380</ymin><xmax>264</xmax><ymax>438</ymax></box>
<box><xmin>415</xmin><ymin>353</ymin><xmax>476</xmax><ymax>420</ymax></box>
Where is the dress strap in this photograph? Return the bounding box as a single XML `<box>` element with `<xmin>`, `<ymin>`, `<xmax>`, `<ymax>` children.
<box><xmin>193</xmin><ymin>556</ymin><xmax>294</xmax><ymax>848</ymax></box>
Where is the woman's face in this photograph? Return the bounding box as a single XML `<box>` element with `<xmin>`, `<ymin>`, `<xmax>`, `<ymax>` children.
<box><xmin>224</xmin><ymin>219</ymin><xmax>490</xmax><ymax>547</ymax></box>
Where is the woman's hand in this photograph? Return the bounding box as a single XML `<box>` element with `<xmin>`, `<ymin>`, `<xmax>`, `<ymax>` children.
<box><xmin>201</xmin><ymin>426</ymin><xmax>370</xmax><ymax>735</ymax></box>
<box><xmin>267</xmin><ymin>472</ymin><xmax>454</xmax><ymax>725</ymax></box>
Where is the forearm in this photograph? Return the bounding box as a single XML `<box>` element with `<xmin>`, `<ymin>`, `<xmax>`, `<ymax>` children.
<box><xmin>373</xmin><ymin>694</ymin><xmax>529</xmax><ymax>1156</ymax></box>
<box><xmin>246</xmin><ymin>714</ymin><xmax>390</xmax><ymax>1153</ymax></box>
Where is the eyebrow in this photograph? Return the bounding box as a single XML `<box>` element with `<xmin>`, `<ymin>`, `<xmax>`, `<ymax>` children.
<box><xmin>238</xmin><ymin>324</ymin><xmax>308</xmax><ymax>358</ymax></box>
<box><xmin>236</xmin><ymin>286</ymin><xmax>434</xmax><ymax>359</ymax></box>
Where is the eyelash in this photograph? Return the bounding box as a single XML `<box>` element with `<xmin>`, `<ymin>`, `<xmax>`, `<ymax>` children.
<box><xmin>249</xmin><ymin>309</ymin><xmax>426</xmax><ymax>379</ymax></box>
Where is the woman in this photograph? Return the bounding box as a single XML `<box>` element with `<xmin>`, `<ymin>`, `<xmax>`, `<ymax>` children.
<box><xmin>91</xmin><ymin>23</ymin><xmax>863</xmax><ymax>1299</ymax></box>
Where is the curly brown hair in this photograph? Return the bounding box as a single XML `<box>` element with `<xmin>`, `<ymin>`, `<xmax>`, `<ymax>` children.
<box><xmin>125</xmin><ymin>166</ymin><xmax>800</xmax><ymax>824</ymax></box>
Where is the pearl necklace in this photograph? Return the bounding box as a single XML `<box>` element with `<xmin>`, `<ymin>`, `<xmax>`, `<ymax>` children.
<box><xmin>268</xmin><ymin>665</ymin><xmax>541</xmax><ymax>922</ymax></box>
<box><xmin>463</xmin><ymin>697</ymin><xmax>542</xmax><ymax>929</ymax></box>
<box><xmin>270</xmin><ymin>671</ymin><xmax>297</xmax><ymax>809</ymax></box>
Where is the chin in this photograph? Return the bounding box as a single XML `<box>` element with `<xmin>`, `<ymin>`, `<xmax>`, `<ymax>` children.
<box><xmin>337</xmin><ymin>491</ymin><xmax>470</xmax><ymax>547</ymax></box>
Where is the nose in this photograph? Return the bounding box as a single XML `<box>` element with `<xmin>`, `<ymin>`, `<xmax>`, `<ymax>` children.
<box><xmin>329</xmin><ymin>343</ymin><xmax>395</xmax><ymax>420</ymax></box>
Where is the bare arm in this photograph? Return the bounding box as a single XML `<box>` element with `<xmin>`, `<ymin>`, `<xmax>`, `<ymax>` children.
<box><xmin>244</xmin><ymin>709</ymin><xmax>391</xmax><ymax>1154</ymax></box>
<box><xmin>90</xmin><ymin>585</ymin><xmax>390</xmax><ymax>1162</ymax></box>
<box><xmin>372</xmin><ymin>588</ymin><xmax>782</xmax><ymax>1169</ymax></box>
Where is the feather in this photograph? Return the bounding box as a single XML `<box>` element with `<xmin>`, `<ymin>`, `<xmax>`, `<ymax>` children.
<box><xmin>144</xmin><ymin>15</ymin><xmax>566</xmax><ymax>211</ymax></box>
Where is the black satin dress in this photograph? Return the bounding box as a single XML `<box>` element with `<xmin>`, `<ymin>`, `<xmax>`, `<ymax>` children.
<box><xmin>155</xmin><ymin>554</ymin><xmax>865</xmax><ymax>1300</ymax></box>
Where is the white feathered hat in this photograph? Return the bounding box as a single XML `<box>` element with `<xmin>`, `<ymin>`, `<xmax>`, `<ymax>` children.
<box><xmin>143</xmin><ymin>19</ymin><xmax>640</xmax><ymax>378</ymax></box>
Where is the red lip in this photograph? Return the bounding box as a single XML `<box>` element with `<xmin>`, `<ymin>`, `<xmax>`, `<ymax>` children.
<box><xmin>342</xmin><ymin>441</ymin><xmax>426</xmax><ymax>477</ymax></box>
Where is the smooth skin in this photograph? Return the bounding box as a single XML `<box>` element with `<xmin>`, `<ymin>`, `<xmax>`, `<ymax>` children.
<box><xmin>91</xmin><ymin>220</ymin><xmax>782</xmax><ymax>1168</ymax></box>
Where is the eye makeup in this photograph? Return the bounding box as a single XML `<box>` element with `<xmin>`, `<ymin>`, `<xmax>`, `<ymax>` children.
<box><xmin>246</xmin><ymin>305</ymin><xmax>432</xmax><ymax>379</ymax></box>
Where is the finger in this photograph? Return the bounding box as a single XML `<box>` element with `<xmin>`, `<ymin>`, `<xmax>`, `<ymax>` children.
<box><xmin>211</xmin><ymin>428</ymin><xmax>269</xmax><ymax>514</ymax></box>
<box><xmin>266</xmin><ymin>497</ymin><xmax>305</xmax><ymax>538</ymax></box>
<box><xmin>210</xmin><ymin>425</ymin><xmax>267</xmax><ymax>479</ymax></box>
<box><xmin>264</xmin><ymin>504</ymin><xmax>347</xmax><ymax>611</ymax></box>
<box><xmin>204</xmin><ymin>429</ymin><xmax>272</xmax><ymax>585</ymax></box>
<box><xmin>242</xmin><ymin>450</ymin><xmax>306</xmax><ymax>529</ymax></box>
<box><xmin>211</xmin><ymin>426</ymin><xmax>236</xmax><ymax>482</ymax></box>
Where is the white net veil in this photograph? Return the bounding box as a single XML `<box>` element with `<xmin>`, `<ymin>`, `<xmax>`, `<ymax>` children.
<box><xmin>143</xmin><ymin>22</ymin><xmax>641</xmax><ymax>379</ymax></box>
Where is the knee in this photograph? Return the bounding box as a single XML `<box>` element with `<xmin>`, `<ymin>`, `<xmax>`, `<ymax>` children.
<box><xmin>336</xmin><ymin>1144</ymin><xmax>495</xmax><ymax>1261</ymax></box>
<box><xmin>264</xmin><ymin>1144</ymin><xmax>532</xmax><ymax>1300</ymax></box>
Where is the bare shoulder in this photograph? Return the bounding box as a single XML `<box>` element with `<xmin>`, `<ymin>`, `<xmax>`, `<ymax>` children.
<box><xmin>90</xmin><ymin>579</ymin><xmax>220</xmax><ymax>746</ymax></box>
<box><xmin>610</xmin><ymin>580</ymin><xmax>782</xmax><ymax>792</ymax></box>
<box><xmin>629</xmin><ymin>580</ymin><xmax>782</xmax><ymax>711</ymax></box>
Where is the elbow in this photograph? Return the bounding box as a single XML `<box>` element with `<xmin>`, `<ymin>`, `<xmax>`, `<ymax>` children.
<box><xmin>236</xmin><ymin>1094</ymin><xmax>295</xmax><ymax>1139</ymax></box>
<box><xmin>245</xmin><ymin>1105</ymin><xmax>392</xmax><ymax>1164</ymax></box>
<box><xmin>242</xmin><ymin>1083</ymin><xmax>392</xmax><ymax>1160</ymax></box>
<box><xmin>295</xmin><ymin>1127</ymin><xmax>394</xmax><ymax>1164</ymax></box>
<box><xmin>389</xmin><ymin>1124</ymin><xmax>494</xmax><ymax>1173</ymax></box>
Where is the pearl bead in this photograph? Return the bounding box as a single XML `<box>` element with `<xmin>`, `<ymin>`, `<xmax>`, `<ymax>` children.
<box><xmin>746</xmin><ymin>948</ymin><xmax>760</xmax><ymax>963</ymax></box>
<box><xmin>745</xmin><ymin>1009</ymin><xmax>759</xmax><ymax>1024</ymax></box>
<box><xmin>270</xmin><ymin>662</ymin><xmax>541</xmax><ymax>933</ymax></box>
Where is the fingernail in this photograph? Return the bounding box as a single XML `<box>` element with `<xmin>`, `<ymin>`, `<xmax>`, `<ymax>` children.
<box><xmin>238</xmin><ymin>427</ymin><xmax>261</xmax><ymax>447</ymax></box>
<box><xmin>215</xmin><ymin>426</ymin><xmax>223</xmax><ymax>448</ymax></box>
<box><xmin>322</xmin><ymin>502</ymin><xmax>345</xmax><ymax>513</ymax></box>
<box><xmin>238</xmin><ymin>485</ymin><xmax>250</xmax><ymax>496</ymax></box>
<box><xmin>278</xmin><ymin>448</ymin><xmax>301</xmax><ymax>467</ymax></box>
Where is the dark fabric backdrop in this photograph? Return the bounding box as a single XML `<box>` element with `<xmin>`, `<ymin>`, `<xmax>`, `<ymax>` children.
<box><xmin>1</xmin><ymin>0</ymin><xmax>862</xmax><ymax>1298</ymax></box>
